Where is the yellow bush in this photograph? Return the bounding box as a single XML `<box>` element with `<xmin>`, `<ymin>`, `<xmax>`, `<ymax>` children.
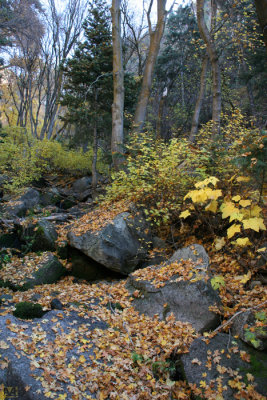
<box><xmin>0</xmin><ymin>127</ymin><xmax>94</xmax><ymax>191</ymax></box>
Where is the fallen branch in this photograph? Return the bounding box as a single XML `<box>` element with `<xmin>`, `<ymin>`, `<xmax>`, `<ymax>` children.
<box><xmin>213</xmin><ymin>299</ymin><xmax>267</xmax><ymax>334</ymax></box>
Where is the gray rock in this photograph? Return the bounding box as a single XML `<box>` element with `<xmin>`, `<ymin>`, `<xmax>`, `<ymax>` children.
<box><xmin>231</xmin><ymin>310</ymin><xmax>267</xmax><ymax>351</ymax></box>
<box><xmin>40</xmin><ymin>187</ymin><xmax>62</xmax><ymax>207</ymax></box>
<box><xmin>169</xmin><ymin>244</ymin><xmax>209</xmax><ymax>272</ymax></box>
<box><xmin>69</xmin><ymin>248</ymin><xmax>113</xmax><ymax>281</ymax></box>
<box><xmin>127</xmin><ymin>272</ymin><xmax>221</xmax><ymax>333</ymax></box>
<box><xmin>72</xmin><ymin>176</ymin><xmax>92</xmax><ymax>193</ymax></box>
<box><xmin>0</xmin><ymin>310</ymin><xmax>107</xmax><ymax>399</ymax></box>
<box><xmin>68</xmin><ymin>212</ymin><xmax>152</xmax><ymax>275</ymax></box>
<box><xmin>3</xmin><ymin>188</ymin><xmax>40</xmax><ymax>217</ymax></box>
<box><xmin>51</xmin><ymin>298</ymin><xmax>63</xmax><ymax>310</ymax></box>
<box><xmin>127</xmin><ymin>244</ymin><xmax>220</xmax><ymax>333</ymax></box>
<box><xmin>19</xmin><ymin>218</ymin><xmax>58</xmax><ymax>252</ymax></box>
<box><xmin>180</xmin><ymin>333</ymin><xmax>267</xmax><ymax>399</ymax></box>
<box><xmin>1</xmin><ymin>253</ymin><xmax>66</xmax><ymax>290</ymax></box>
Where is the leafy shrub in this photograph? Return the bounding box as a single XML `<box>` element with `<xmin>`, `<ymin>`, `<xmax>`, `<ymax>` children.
<box><xmin>0</xmin><ymin>127</ymin><xmax>107</xmax><ymax>191</ymax></box>
<box><xmin>104</xmin><ymin>132</ymin><xmax>207</xmax><ymax>226</ymax></box>
<box><xmin>180</xmin><ymin>176</ymin><xmax>266</xmax><ymax>250</ymax></box>
<box><xmin>13</xmin><ymin>302</ymin><xmax>45</xmax><ymax>319</ymax></box>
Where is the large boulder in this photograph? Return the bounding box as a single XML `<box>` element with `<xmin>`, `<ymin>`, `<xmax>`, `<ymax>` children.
<box><xmin>180</xmin><ymin>333</ymin><xmax>267</xmax><ymax>399</ymax></box>
<box><xmin>169</xmin><ymin>243</ymin><xmax>209</xmax><ymax>270</ymax></box>
<box><xmin>68</xmin><ymin>211</ymin><xmax>152</xmax><ymax>275</ymax></box>
<box><xmin>126</xmin><ymin>244</ymin><xmax>221</xmax><ymax>333</ymax></box>
<box><xmin>69</xmin><ymin>247</ymin><xmax>117</xmax><ymax>281</ymax></box>
<box><xmin>0</xmin><ymin>310</ymin><xmax>108</xmax><ymax>399</ymax></box>
<box><xmin>3</xmin><ymin>188</ymin><xmax>40</xmax><ymax>217</ymax></box>
<box><xmin>0</xmin><ymin>252</ymin><xmax>66</xmax><ymax>290</ymax></box>
<box><xmin>18</xmin><ymin>218</ymin><xmax>58</xmax><ymax>252</ymax></box>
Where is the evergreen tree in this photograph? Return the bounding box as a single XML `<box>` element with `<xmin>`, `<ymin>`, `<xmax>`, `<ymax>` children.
<box><xmin>61</xmin><ymin>0</ymin><xmax>113</xmax><ymax>149</ymax></box>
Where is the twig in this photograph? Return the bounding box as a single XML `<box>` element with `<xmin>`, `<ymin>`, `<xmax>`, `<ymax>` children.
<box><xmin>213</xmin><ymin>300</ymin><xmax>267</xmax><ymax>334</ymax></box>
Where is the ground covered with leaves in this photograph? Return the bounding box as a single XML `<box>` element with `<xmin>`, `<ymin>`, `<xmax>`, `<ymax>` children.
<box><xmin>0</xmin><ymin>246</ymin><xmax>266</xmax><ymax>400</ymax></box>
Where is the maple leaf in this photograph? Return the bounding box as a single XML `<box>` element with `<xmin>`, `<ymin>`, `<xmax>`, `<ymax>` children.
<box><xmin>257</xmin><ymin>247</ymin><xmax>266</xmax><ymax>252</ymax></box>
<box><xmin>236</xmin><ymin>176</ymin><xmax>250</xmax><ymax>182</ymax></box>
<box><xmin>179</xmin><ymin>210</ymin><xmax>191</xmax><ymax>219</ymax></box>
<box><xmin>229</xmin><ymin>212</ymin><xmax>244</xmax><ymax>222</ymax></box>
<box><xmin>221</xmin><ymin>202</ymin><xmax>239</xmax><ymax>219</ymax></box>
<box><xmin>232</xmin><ymin>195</ymin><xmax>241</xmax><ymax>202</ymax></box>
<box><xmin>213</xmin><ymin>237</ymin><xmax>226</xmax><ymax>251</ymax></box>
<box><xmin>250</xmin><ymin>205</ymin><xmax>262</xmax><ymax>217</ymax></box>
<box><xmin>227</xmin><ymin>224</ymin><xmax>241</xmax><ymax>239</ymax></box>
<box><xmin>239</xmin><ymin>199</ymin><xmax>251</xmax><ymax>207</ymax></box>
<box><xmin>205</xmin><ymin>200</ymin><xmax>218</xmax><ymax>213</ymax></box>
<box><xmin>242</xmin><ymin>218</ymin><xmax>266</xmax><ymax>232</ymax></box>
<box><xmin>191</xmin><ymin>358</ymin><xmax>202</xmax><ymax>365</ymax></box>
<box><xmin>233</xmin><ymin>237</ymin><xmax>252</xmax><ymax>247</ymax></box>
<box><xmin>199</xmin><ymin>380</ymin><xmax>206</xmax><ymax>388</ymax></box>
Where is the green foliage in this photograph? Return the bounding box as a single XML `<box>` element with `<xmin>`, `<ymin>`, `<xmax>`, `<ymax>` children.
<box><xmin>13</xmin><ymin>302</ymin><xmax>45</xmax><ymax>319</ymax></box>
<box><xmin>0</xmin><ymin>127</ymin><xmax>100</xmax><ymax>191</ymax></box>
<box><xmin>103</xmin><ymin>132</ymin><xmax>206</xmax><ymax>227</ymax></box>
<box><xmin>211</xmin><ymin>275</ymin><xmax>225</xmax><ymax>290</ymax></box>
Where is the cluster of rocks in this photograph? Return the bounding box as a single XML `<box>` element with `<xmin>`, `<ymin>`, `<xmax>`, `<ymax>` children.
<box><xmin>0</xmin><ymin>176</ymin><xmax>266</xmax><ymax>399</ymax></box>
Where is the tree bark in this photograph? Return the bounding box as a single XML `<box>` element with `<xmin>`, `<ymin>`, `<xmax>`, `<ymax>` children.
<box><xmin>92</xmin><ymin>119</ymin><xmax>98</xmax><ymax>190</ymax></box>
<box><xmin>254</xmin><ymin>0</ymin><xmax>267</xmax><ymax>51</ymax></box>
<box><xmin>111</xmin><ymin>0</ymin><xmax>125</xmax><ymax>170</ymax></box>
<box><xmin>133</xmin><ymin>0</ymin><xmax>167</xmax><ymax>133</ymax></box>
<box><xmin>189</xmin><ymin>55</ymin><xmax>208</xmax><ymax>141</ymax></box>
<box><xmin>197</xmin><ymin>0</ymin><xmax>221</xmax><ymax>135</ymax></box>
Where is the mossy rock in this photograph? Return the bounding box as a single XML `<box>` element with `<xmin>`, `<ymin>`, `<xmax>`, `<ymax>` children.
<box><xmin>13</xmin><ymin>302</ymin><xmax>45</xmax><ymax>319</ymax></box>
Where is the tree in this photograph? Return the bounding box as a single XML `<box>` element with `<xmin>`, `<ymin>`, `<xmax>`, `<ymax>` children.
<box><xmin>254</xmin><ymin>0</ymin><xmax>267</xmax><ymax>51</ymax></box>
<box><xmin>111</xmin><ymin>0</ymin><xmax>124</xmax><ymax>169</ymax></box>
<box><xmin>196</xmin><ymin>0</ymin><xmax>221</xmax><ymax>135</ymax></box>
<box><xmin>133</xmin><ymin>0</ymin><xmax>168</xmax><ymax>133</ymax></box>
<box><xmin>61</xmin><ymin>0</ymin><xmax>114</xmax><ymax>186</ymax></box>
<box><xmin>1</xmin><ymin>0</ymin><xmax>86</xmax><ymax>139</ymax></box>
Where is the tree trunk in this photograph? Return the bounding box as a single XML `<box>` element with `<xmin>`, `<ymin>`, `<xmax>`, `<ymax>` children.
<box><xmin>189</xmin><ymin>55</ymin><xmax>208</xmax><ymax>141</ymax></box>
<box><xmin>133</xmin><ymin>0</ymin><xmax>167</xmax><ymax>133</ymax></box>
<box><xmin>197</xmin><ymin>0</ymin><xmax>221</xmax><ymax>135</ymax></box>
<box><xmin>254</xmin><ymin>0</ymin><xmax>267</xmax><ymax>51</ymax></box>
<box><xmin>92</xmin><ymin>119</ymin><xmax>98</xmax><ymax>190</ymax></box>
<box><xmin>111</xmin><ymin>0</ymin><xmax>125</xmax><ymax>170</ymax></box>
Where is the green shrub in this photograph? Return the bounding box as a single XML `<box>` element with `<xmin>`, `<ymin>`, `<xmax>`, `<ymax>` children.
<box><xmin>13</xmin><ymin>301</ymin><xmax>45</xmax><ymax>319</ymax></box>
<box><xmin>0</xmin><ymin>127</ymin><xmax>108</xmax><ymax>191</ymax></box>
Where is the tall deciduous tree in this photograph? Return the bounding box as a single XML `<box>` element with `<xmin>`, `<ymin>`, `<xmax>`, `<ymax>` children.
<box><xmin>254</xmin><ymin>0</ymin><xmax>267</xmax><ymax>51</ymax></box>
<box><xmin>197</xmin><ymin>0</ymin><xmax>221</xmax><ymax>135</ymax></box>
<box><xmin>133</xmin><ymin>0</ymin><xmax>167</xmax><ymax>133</ymax></box>
<box><xmin>111</xmin><ymin>0</ymin><xmax>124</xmax><ymax>169</ymax></box>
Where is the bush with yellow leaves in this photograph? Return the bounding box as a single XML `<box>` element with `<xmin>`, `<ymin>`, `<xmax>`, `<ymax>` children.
<box><xmin>103</xmin><ymin>132</ymin><xmax>207</xmax><ymax>226</ymax></box>
<box><xmin>180</xmin><ymin>176</ymin><xmax>266</xmax><ymax>251</ymax></box>
<box><xmin>0</xmin><ymin>127</ymin><xmax>100</xmax><ymax>191</ymax></box>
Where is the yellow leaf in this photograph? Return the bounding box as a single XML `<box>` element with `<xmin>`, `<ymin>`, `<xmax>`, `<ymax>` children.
<box><xmin>200</xmin><ymin>380</ymin><xmax>206</xmax><ymax>388</ymax></box>
<box><xmin>195</xmin><ymin>176</ymin><xmax>219</xmax><ymax>188</ymax></box>
<box><xmin>213</xmin><ymin>237</ymin><xmax>226</xmax><ymax>250</ymax></box>
<box><xmin>45</xmin><ymin>392</ymin><xmax>52</xmax><ymax>398</ymax></box>
<box><xmin>243</xmin><ymin>218</ymin><xmax>266</xmax><ymax>232</ymax></box>
<box><xmin>246</xmin><ymin>373</ymin><xmax>254</xmax><ymax>382</ymax></box>
<box><xmin>250</xmin><ymin>205</ymin><xmax>262</xmax><ymax>217</ymax></box>
<box><xmin>239</xmin><ymin>199</ymin><xmax>251</xmax><ymax>207</ymax></box>
<box><xmin>229</xmin><ymin>212</ymin><xmax>244</xmax><ymax>222</ymax></box>
<box><xmin>221</xmin><ymin>202</ymin><xmax>239</xmax><ymax>219</ymax></box>
<box><xmin>233</xmin><ymin>237</ymin><xmax>252</xmax><ymax>247</ymax></box>
<box><xmin>236</xmin><ymin>176</ymin><xmax>250</xmax><ymax>182</ymax></box>
<box><xmin>79</xmin><ymin>355</ymin><xmax>86</xmax><ymax>364</ymax></box>
<box><xmin>257</xmin><ymin>247</ymin><xmax>266</xmax><ymax>252</ymax></box>
<box><xmin>180</xmin><ymin>210</ymin><xmax>191</xmax><ymax>219</ymax></box>
<box><xmin>205</xmin><ymin>200</ymin><xmax>218</xmax><ymax>213</ymax></box>
<box><xmin>240</xmin><ymin>271</ymin><xmax>251</xmax><ymax>284</ymax></box>
<box><xmin>232</xmin><ymin>195</ymin><xmax>241</xmax><ymax>202</ymax></box>
<box><xmin>227</xmin><ymin>224</ymin><xmax>241</xmax><ymax>239</ymax></box>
